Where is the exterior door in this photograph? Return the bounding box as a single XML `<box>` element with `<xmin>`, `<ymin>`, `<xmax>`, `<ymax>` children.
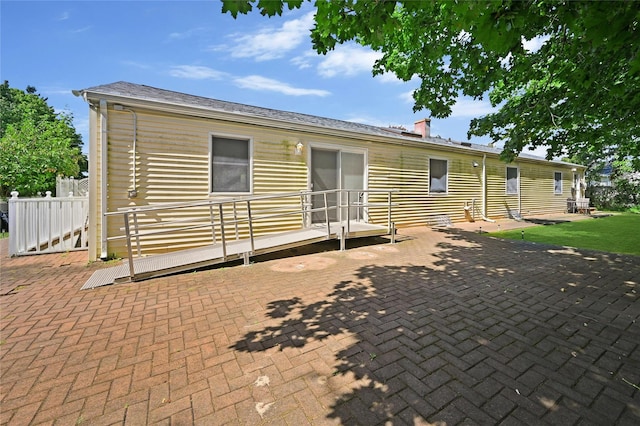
<box><xmin>311</xmin><ymin>148</ymin><xmax>339</xmax><ymax>223</ymax></box>
<box><xmin>310</xmin><ymin>148</ymin><xmax>365</xmax><ymax>224</ymax></box>
<box><xmin>341</xmin><ymin>152</ymin><xmax>365</xmax><ymax>221</ymax></box>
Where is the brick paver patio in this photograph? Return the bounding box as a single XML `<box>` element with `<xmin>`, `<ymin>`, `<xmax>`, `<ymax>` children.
<box><xmin>1</xmin><ymin>218</ymin><xmax>639</xmax><ymax>425</ymax></box>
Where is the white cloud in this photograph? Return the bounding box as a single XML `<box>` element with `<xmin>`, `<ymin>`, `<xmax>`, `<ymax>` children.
<box><xmin>233</xmin><ymin>75</ymin><xmax>330</xmax><ymax>97</ymax></box>
<box><xmin>290</xmin><ymin>51</ymin><xmax>317</xmax><ymax>70</ymax></box>
<box><xmin>70</xmin><ymin>26</ymin><xmax>91</xmax><ymax>34</ymax></box>
<box><xmin>317</xmin><ymin>45</ymin><xmax>382</xmax><ymax>78</ymax></box>
<box><xmin>57</xmin><ymin>11</ymin><xmax>70</xmax><ymax>21</ymax></box>
<box><xmin>522</xmin><ymin>35</ymin><xmax>550</xmax><ymax>53</ymax></box>
<box><xmin>223</xmin><ymin>11</ymin><xmax>315</xmax><ymax>61</ymax></box>
<box><xmin>399</xmin><ymin>90</ymin><xmax>415</xmax><ymax>104</ymax></box>
<box><xmin>450</xmin><ymin>98</ymin><xmax>496</xmax><ymax>118</ymax></box>
<box><xmin>169</xmin><ymin>65</ymin><xmax>228</xmax><ymax>80</ymax></box>
<box><xmin>167</xmin><ymin>27</ymin><xmax>206</xmax><ymax>41</ymax></box>
<box><xmin>374</xmin><ymin>71</ymin><xmax>404</xmax><ymax>84</ymax></box>
<box><xmin>43</xmin><ymin>87</ymin><xmax>75</xmax><ymax>96</ymax></box>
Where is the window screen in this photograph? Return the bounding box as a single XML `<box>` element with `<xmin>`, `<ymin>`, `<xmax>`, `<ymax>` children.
<box><xmin>506</xmin><ymin>167</ymin><xmax>518</xmax><ymax>194</ymax></box>
<box><xmin>211</xmin><ymin>136</ymin><xmax>250</xmax><ymax>193</ymax></box>
<box><xmin>429</xmin><ymin>159</ymin><xmax>447</xmax><ymax>193</ymax></box>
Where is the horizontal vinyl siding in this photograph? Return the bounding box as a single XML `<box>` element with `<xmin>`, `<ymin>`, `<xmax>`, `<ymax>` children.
<box><xmin>486</xmin><ymin>160</ymin><xmax>517</xmax><ymax>218</ymax></box>
<box><xmin>486</xmin><ymin>160</ymin><xmax>575</xmax><ymax>218</ymax></box>
<box><xmin>368</xmin><ymin>147</ymin><xmax>483</xmax><ymax>226</ymax></box>
<box><xmin>520</xmin><ymin>165</ymin><xmax>570</xmax><ymax>215</ymax></box>
<box><xmin>367</xmin><ymin>147</ymin><xmax>429</xmax><ymax>226</ymax></box>
<box><xmin>102</xmin><ymin>105</ymin><xmax>580</xmax><ymax>257</ymax></box>
<box><xmin>105</xmin><ymin>108</ymin><xmax>308</xmax><ymax>257</ymax></box>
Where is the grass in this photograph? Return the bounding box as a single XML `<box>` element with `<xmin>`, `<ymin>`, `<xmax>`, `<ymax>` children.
<box><xmin>488</xmin><ymin>213</ymin><xmax>640</xmax><ymax>256</ymax></box>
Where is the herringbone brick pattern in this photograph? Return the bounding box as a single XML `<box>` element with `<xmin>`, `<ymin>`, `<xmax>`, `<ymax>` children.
<box><xmin>1</xmin><ymin>220</ymin><xmax>639</xmax><ymax>425</ymax></box>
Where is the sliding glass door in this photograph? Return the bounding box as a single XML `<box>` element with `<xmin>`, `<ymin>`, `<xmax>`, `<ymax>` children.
<box><xmin>310</xmin><ymin>147</ymin><xmax>365</xmax><ymax>224</ymax></box>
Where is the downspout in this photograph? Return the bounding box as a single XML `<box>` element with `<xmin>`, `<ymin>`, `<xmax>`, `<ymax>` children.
<box><xmin>481</xmin><ymin>154</ymin><xmax>496</xmax><ymax>222</ymax></box>
<box><xmin>114</xmin><ymin>105</ymin><xmax>138</xmax><ymax>198</ymax></box>
<box><xmin>99</xmin><ymin>99</ymin><xmax>108</xmax><ymax>259</ymax></box>
<box><xmin>518</xmin><ymin>164</ymin><xmax>522</xmax><ymax>215</ymax></box>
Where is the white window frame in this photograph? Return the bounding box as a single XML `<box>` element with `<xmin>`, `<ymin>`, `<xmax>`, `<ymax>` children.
<box><xmin>506</xmin><ymin>166</ymin><xmax>519</xmax><ymax>195</ymax></box>
<box><xmin>429</xmin><ymin>157</ymin><xmax>448</xmax><ymax>195</ymax></box>
<box><xmin>554</xmin><ymin>171</ymin><xmax>563</xmax><ymax>195</ymax></box>
<box><xmin>209</xmin><ymin>132</ymin><xmax>253</xmax><ymax>195</ymax></box>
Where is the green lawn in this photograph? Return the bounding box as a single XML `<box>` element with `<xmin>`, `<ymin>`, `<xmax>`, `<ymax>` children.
<box><xmin>488</xmin><ymin>213</ymin><xmax>640</xmax><ymax>256</ymax></box>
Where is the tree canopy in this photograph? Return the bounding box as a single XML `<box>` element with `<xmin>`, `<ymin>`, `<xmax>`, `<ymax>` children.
<box><xmin>222</xmin><ymin>0</ymin><xmax>639</xmax><ymax>166</ymax></box>
<box><xmin>0</xmin><ymin>81</ymin><xmax>87</xmax><ymax>198</ymax></box>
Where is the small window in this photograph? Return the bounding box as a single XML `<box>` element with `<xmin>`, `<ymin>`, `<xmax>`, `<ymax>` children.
<box><xmin>554</xmin><ymin>172</ymin><xmax>563</xmax><ymax>194</ymax></box>
<box><xmin>506</xmin><ymin>166</ymin><xmax>518</xmax><ymax>194</ymax></box>
<box><xmin>429</xmin><ymin>158</ymin><xmax>448</xmax><ymax>194</ymax></box>
<box><xmin>210</xmin><ymin>135</ymin><xmax>251</xmax><ymax>193</ymax></box>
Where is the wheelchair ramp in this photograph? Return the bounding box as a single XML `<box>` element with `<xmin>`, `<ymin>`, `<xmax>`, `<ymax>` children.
<box><xmin>82</xmin><ymin>222</ymin><xmax>387</xmax><ymax>289</ymax></box>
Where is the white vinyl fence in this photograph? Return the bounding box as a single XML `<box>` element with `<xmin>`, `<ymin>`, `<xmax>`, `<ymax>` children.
<box><xmin>56</xmin><ymin>176</ymin><xmax>89</xmax><ymax>197</ymax></box>
<box><xmin>8</xmin><ymin>191</ymin><xmax>89</xmax><ymax>256</ymax></box>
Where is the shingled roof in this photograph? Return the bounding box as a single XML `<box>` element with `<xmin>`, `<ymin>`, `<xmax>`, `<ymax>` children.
<box><xmin>75</xmin><ymin>81</ymin><xmax>560</xmax><ymax>163</ymax></box>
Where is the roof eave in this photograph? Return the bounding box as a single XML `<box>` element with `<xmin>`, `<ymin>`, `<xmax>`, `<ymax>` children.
<box><xmin>76</xmin><ymin>87</ymin><xmax>583</xmax><ymax>168</ymax></box>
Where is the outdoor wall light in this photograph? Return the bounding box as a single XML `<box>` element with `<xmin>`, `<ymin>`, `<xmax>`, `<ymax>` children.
<box><xmin>295</xmin><ymin>141</ymin><xmax>304</xmax><ymax>156</ymax></box>
<box><xmin>472</xmin><ymin>161</ymin><xmax>479</xmax><ymax>168</ymax></box>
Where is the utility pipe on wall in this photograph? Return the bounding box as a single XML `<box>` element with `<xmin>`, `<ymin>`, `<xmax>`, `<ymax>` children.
<box><xmin>481</xmin><ymin>154</ymin><xmax>496</xmax><ymax>223</ymax></box>
<box><xmin>518</xmin><ymin>165</ymin><xmax>522</xmax><ymax>216</ymax></box>
<box><xmin>114</xmin><ymin>105</ymin><xmax>138</xmax><ymax>198</ymax></box>
<box><xmin>99</xmin><ymin>99</ymin><xmax>108</xmax><ymax>258</ymax></box>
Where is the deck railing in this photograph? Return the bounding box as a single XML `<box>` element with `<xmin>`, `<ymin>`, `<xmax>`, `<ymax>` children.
<box><xmin>106</xmin><ymin>189</ymin><xmax>397</xmax><ymax>277</ymax></box>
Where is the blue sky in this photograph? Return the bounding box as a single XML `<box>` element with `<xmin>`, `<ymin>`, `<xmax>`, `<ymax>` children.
<box><xmin>2</xmin><ymin>1</ymin><xmax>518</xmax><ymax>156</ymax></box>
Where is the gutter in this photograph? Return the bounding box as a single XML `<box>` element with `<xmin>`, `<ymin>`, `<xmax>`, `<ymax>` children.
<box><xmin>78</xmin><ymin>89</ymin><xmax>580</xmax><ymax>167</ymax></box>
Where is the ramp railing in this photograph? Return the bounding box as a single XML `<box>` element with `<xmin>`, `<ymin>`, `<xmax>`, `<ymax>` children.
<box><xmin>106</xmin><ymin>189</ymin><xmax>397</xmax><ymax>279</ymax></box>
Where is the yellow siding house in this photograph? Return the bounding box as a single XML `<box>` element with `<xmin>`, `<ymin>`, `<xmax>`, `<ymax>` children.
<box><xmin>74</xmin><ymin>82</ymin><xmax>586</xmax><ymax>260</ymax></box>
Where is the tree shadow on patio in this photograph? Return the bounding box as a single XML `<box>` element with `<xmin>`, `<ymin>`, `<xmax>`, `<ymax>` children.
<box><xmin>230</xmin><ymin>229</ymin><xmax>640</xmax><ymax>424</ymax></box>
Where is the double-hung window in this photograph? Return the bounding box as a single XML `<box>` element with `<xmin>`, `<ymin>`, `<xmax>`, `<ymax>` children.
<box><xmin>429</xmin><ymin>158</ymin><xmax>448</xmax><ymax>194</ymax></box>
<box><xmin>210</xmin><ymin>135</ymin><xmax>251</xmax><ymax>194</ymax></box>
<box><xmin>554</xmin><ymin>172</ymin><xmax>563</xmax><ymax>194</ymax></box>
<box><xmin>506</xmin><ymin>166</ymin><xmax>519</xmax><ymax>194</ymax></box>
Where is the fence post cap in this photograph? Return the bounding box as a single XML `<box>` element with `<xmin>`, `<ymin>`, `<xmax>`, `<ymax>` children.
<box><xmin>10</xmin><ymin>191</ymin><xmax>19</xmax><ymax>199</ymax></box>
<box><xmin>69</xmin><ymin>192</ymin><xmax>74</xmax><ymax>198</ymax></box>
<box><xmin>45</xmin><ymin>191</ymin><xmax>52</xmax><ymax>198</ymax></box>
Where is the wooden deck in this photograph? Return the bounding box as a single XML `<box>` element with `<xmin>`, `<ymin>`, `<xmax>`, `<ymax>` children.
<box><xmin>81</xmin><ymin>222</ymin><xmax>389</xmax><ymax>289</ymax></box>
